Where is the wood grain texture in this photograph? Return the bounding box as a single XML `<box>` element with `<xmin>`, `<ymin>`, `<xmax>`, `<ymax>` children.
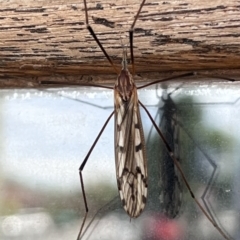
<box><xmin>0</xmin><ymin>0</ymin><xmax>240</xmax><ymax>87</ymax></box>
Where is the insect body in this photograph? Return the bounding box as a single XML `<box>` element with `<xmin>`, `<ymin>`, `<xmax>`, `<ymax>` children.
<box><xmin>114</xmin><ymin>49</ymin><xmax>147</xmax><ymax>217</ymax></box>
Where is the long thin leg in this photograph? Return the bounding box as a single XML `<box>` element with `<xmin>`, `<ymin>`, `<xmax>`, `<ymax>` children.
<box><xmin>175</xmin><ymin>117</ymin><xmax>219</xmax><ymax>226</ymax></box>
<box><xmin>83</xmin><ymin>0</ymin><xmax>118</xmax><ymax>74</ymax></box>
<box><xmin>129</xmin><ymin>0</ymin><xmax>147</xmax><ymax>75</ymax></box>
<box><xmin>79</xmin><ymin>196</ymin><xmax>119</xmax><ymax>239</ymax></box>
<box><xmin>77</xmin><ymin>110</ymin><xmax>114</xmax><ymax>240</ymax></box>
<box><xmin>138</xmin><ymin>73</ymin><xmax>196</xmax><ymax>89</ymax></box>
<box><xmin>139</xmin><ymin>100</ymin><xmax>232</xmax><ymax>240</ymax></box>
<box><xmin>83</xmin><ymin>0</ymin><xmax>148</xmax><ymax>76</ymax></box>
<box><xmin>40</xmin><ymin>81</ymin><xmax>113</xmax><ymax>90</ymax></box>
<box><xmin>137</xmin><ymin>72</ymin><xmax>236</xmax><ymax>89</ymax></box>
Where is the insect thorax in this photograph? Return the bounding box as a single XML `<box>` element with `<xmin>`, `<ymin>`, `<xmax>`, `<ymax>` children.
<box><xmin>115</xmin><ymin>69</ymin><xmax>135</xmax><ymax>102</ymax></box>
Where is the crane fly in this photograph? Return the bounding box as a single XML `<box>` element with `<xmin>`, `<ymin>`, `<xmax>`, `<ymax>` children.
<box><xmin>76</xmin><ymin>0</ymin><xmax>233</xmax><ymax>239</ymax></box>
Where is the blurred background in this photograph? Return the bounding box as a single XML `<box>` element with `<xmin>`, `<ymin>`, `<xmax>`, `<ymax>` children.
<box><xmin>0</xmin><ymin>80</ymin><xmax>239</xmax><ymax>240</ymax></box>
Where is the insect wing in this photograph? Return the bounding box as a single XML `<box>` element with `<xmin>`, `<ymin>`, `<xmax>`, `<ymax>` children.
<box><xmin>114</xmin><ymin>86</ymin><xmax>148</xmax><ymax>218</ymax></box>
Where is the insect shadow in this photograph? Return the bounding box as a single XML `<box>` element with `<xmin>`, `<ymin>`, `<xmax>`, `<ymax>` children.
<box><xmin>145</xmin><ymin>83</ymin><xmax>238</xmax><ymax>239</ymax></box>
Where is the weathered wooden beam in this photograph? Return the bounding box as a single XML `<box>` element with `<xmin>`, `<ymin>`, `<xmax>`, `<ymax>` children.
<box><xmin>0</xmin><ymin>0</ymin><xmax>240</xmax><ymax>87</ymax></box>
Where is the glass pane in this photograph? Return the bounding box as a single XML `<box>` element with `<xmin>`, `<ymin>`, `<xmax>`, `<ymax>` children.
<box><xmin>0</xmin><ymin>81</ymin><xmax>239</xmax><ymax>240</ymax></box>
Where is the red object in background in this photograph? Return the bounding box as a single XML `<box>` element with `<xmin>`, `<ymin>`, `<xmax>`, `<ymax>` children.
<box><xmin>154</xmin><ymin>218</ymin><xmax>182</xmax><ymax>240</ymax></box>
<box><xmin>142</xmin><ymin>213</ymin><xmax>185</xmax><ymax>240</ymax></box>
